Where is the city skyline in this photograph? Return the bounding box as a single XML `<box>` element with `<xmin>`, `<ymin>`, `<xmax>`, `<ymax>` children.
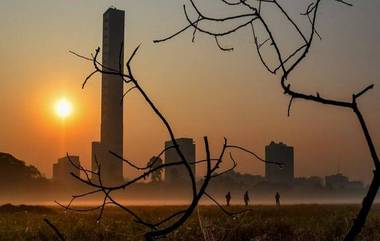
<box><xmin>49</xmin><ymin>138</ymin><xmax>367</xmax><ymax>185</ymax></box>
<box><xmin>1</xmin><ymin>2</ymin><xmax>379</xmax><ymax>240</ymax></box>
<box><xmin>0</xmin><ymin>0</ymin><xmax>379</xmax><ymax>184</ymax></box>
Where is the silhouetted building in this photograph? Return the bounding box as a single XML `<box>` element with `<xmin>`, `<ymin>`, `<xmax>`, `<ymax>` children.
<box><xmin>165</xmin><ymin>138</ymin><xmax>196</xmax><ymax>185</ymax></box>
<box><xmin>208</xmin><ymin>170</ymin><xmax>265</xmax><ymax>191</ymax></box>
<box><xmin>53</xmin><ymin>156</ymin><xmax>80</xmax><ymax>186</ymax></box>
<box><xmin>347</xmin><ymin>180</ymin><xmax>364</xmax><ymax>190</ymax></box>
<box><xmin>293</xmin><ymin>176</ymin><xmax>323</xmax><ymax>189</ymax></box>
<box><xmin>91</xmin><ymin>7</ymin><xmax>125</xmax><ymax>185</ymax></box>
<box><xmin>325</xmin><ymin>173</ymin><xmax>349</xmax><ymax>189</ymax></box>
<box><xmin>265</xmin><ymin>141</ymin><xmax>294</xmax><ymax>184</ymax></box>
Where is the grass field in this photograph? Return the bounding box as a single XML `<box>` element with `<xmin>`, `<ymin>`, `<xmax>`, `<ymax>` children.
<box><xmin>1</xmin><ymin>204</ymin><xmax>380</xmax><ymax>241</ymax></box>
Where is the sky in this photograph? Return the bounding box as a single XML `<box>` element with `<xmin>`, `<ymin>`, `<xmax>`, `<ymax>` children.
<box><xmin>0</xmin><ymin>0</ymin><xmax>379</xmax><ymax>183</ymax></box>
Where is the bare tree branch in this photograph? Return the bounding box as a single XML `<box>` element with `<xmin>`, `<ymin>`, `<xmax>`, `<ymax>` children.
<box><xmin>204</xmin><ymin>192</ymin><xmax>250</xmax><ymax>216</ymax></box>
<box><xmin>60</xmin><ymin>39</ymin><xmax>273</xmax><ymax>240</ymax></box>
<box><xmin>154</xmin><ymin>1</ymin><xmax>378</xmax><ymax>240</ymax></box>
<box><xmin>211</xmin><ymin>152</ymin><xmax>237</xmax><ymax>178</ymax></box>
<box><xmin>43</xmin><ymin>218</ymin><xmax>65</xmax><ymax>241</ymax></box>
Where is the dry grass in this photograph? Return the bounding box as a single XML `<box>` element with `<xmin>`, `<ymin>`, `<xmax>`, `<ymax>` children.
<box><xmin>0</xmin><ymin>204</ymin><xmax>380</xmax><ymax>241</ymax></box>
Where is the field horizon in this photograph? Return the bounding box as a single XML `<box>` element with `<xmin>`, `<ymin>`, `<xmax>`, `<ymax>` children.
<box><xmin>1</xmin><ymin>204</ymin><xmax>380</xmax><ymax>241</ymax></box>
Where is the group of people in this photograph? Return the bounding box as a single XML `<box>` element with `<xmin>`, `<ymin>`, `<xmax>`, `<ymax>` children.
<box><xmin>225</xmin><ymin>191</ymin><xmax>281</xmax><ymax>207</ymax></box>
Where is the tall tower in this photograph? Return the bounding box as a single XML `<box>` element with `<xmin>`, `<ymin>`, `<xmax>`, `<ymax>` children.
<box><xmin>265</xmin><ymin>141</ymin><xmax>294</xmax><ymax>184</ymax></box>
<box><xmin>92</xmin><ymin>8</ymin><xmax>125</xmax><ymax>185</ymax></box>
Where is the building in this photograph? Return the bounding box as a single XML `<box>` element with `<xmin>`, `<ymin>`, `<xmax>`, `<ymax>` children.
<box><xmin>325</xmin><ymin>173</ymin><xmax>349</xmax><ymax>189</ymax></box>
<box><xmin>164</xmin><ymin>138</ymin><xmax>196</xmax><ymax>185</ymax></box>
<box><xmin>53</xmin><ymin>156</ymin><xmax>80</xmax><ymax>186</ymax></box>
<box><xmin>91</xmin><ymin>7</ymin><xmax>125</xmax><ymax>185</ymax></box>
<box><xmin>325</xmin><ymin>173</ymin><xmax>364</xmax><ymax>190</ymax></box>
<box><xmin>265</xmin><ymin>141</ymin><xmax>294</xmax><ymax>184</ymax></box>
<box><xmin>209</xmin><ymin>170</ymin><xmax>266</xmax><ymax>190</ymax></box>
<box><xmin>347</xmin><ymin>180</ymin><xmax>364</xmax><ymax>190</ymax></box>
<box><xmin>293</xmin><ymin>176</ymin><xmax>323</xmax><ymax>189</ymax></box>
<box><xmin>320</xmin><ymin>173</ymin><xmax>365</xmax><ymax>191</ymax></box>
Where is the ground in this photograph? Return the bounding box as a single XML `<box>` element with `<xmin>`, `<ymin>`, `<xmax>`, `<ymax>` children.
<box><xmin>0</xmin><ymin>204</ymin><xmax>380</xmax><ymax>241</ymax></box>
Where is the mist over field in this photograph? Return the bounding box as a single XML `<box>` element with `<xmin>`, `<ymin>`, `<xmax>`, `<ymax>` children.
<box><xmin>1</xmin><ymin>0</ymin><xmax>379</xmax><ymax>240</ymax></box>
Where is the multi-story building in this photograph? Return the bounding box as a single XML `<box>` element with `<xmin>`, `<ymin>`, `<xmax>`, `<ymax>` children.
<box><xmin>293</xmin><ymin>176</ymin><xmax>323</xmax><ymax>189</ymax></box>
<box><xmin>164</xmin><ymin>138</ymin><xmax>196</xmax><ymax>185</ymax></box>
<box><xmin>325</xmin><ymin>173</ymin><xmax>349</xmax><ymax>189</ymax></box>
<box><xmin>265</xmin><ymin>141</ymin><xmax>294</xmax><ymax>184</ymax></box>
<box><xmin>53</xmin><ymin>155</ymin><xmax>80</xmax><ymax>186</ymax></box>
<box><xmin>91</xmin><ymin>7</ymin><xmax>125</xmax><ymax>185</ymax></box>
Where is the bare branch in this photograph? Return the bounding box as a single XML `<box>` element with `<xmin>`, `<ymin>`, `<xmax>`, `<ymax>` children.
<box><xmin>215</xmin><ymin>36</ymin><xmax>234</xmax><ymax>51</ymax></box>
<box><xmin>273</xmin><ymin>0</ymin><xmax>308</xmax><ymax>43</ymax></box>
<box><xmin>211</xmin><ymin>153</ymin><xmax>237</xmax><ymax>177</ymax></box>
<box><xmin>204</xmin><ymin>192</ymin><xmax>250</xmax><ymax>216</ymax></box>
<box><xmin>152</xmin><ymin>0</ymin><xmax>378</xmax><ymax>240</ymax></box>
<box><xmin>153</xmin><ymin>210</ymin><xmax>187</xmax><ymax>227</ymax></box>
<box><xmin>336</xmin><ymin>0</ymin><xmax>353</xmax><ymax>7</ymax></box>
<box><xmin>110</xmin><ymin>145</ymin><xmax>175</xmax><ymax>171</ymax></box>
<box><xmin>226</xmin><ymin>144</ymin><xmax>282</xmax><ymax>166</ymax></box>
<box><xmin>44</xmin><ymin>218</ymin><xmax>65</xmax><ymax>241</ymax></box>
<box><xmin>353</xmin><ymin>84</ymin><xmax>374</xmax><ymax>100</ymax></box>
<box><xmin>250</xmin><ymin>22</ymin><xmax>275</xmax><ymax>74</ymax></box>
<box><xmin>287</xmin><ymin>96</ymin><xmax>294</xmax><ymax>117</ymax></box>
<box><xmin>192</xmin><ymin>15</ymin><xmax>201</xmax><ymax>42</ymax></box>
<box><xmin>221</xmin><ymin>0</ymin><xmax>247</xmax><ymax>6</ymax></box>
<box><xmin>121</xmin><ymin>86</ymin><xmax>137</xmax><ymax>104</ymax></box>
<box><xmin>183</xmin><ymin>5</ymin><xmax>258</xmax><ymax>37</ymax></box>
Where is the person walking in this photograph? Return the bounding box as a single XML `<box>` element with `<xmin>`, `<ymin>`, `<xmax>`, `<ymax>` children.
<box><xmin>275</xmin><ymin>192</ymin><xmax>281</xmax><ymax>207</ymax></box>
<box><xmin>244</xmin><ymin>191</ymin><xmax>250</xmax><ymax>206</ymax></box>
<box><xmin>225</xmin><ymin>192</ymin><xmax>231</xmax><ymax>207</ymax></box>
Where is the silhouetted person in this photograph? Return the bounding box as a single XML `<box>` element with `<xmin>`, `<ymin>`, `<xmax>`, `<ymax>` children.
<box><xmin>244</xmin><ymin>191</ymin><xmax>250</xmax><ymax>206</ymax></box>
<box><xmin>275</xmin><ymin>192</ymin><xmax>281</xmax><ymax>207</ymax></box>
<box><xmin>225</xmin><ymin>192</ymin><xmax>231</xmax><ymax>207</ymax></box>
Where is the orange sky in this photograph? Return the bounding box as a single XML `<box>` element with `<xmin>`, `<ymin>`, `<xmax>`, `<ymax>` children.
<box><xmin>0</xmin><ymin>0</ymin><xmax>379</xmax><ymax>183</ymax></box>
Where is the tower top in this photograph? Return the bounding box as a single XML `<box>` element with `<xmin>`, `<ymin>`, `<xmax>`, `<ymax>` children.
<box><xmin>104</xmin><ymin>7</ymin><xmax>124</xmax><ymax>15</ymax></box>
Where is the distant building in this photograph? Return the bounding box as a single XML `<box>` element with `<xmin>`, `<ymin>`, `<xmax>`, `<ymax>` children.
<box><xmin>308</xmin><ymin>176</ymin><xmax>324</xmax><ymax>186</ymax></box>
<box><xmin>325</xmin><ymin>173</ymin><xmax>349</xmax><ymax>189</ymax></box>
<box><xmin>165</xmin><ymin>138</ymin><xmax>196</xmax><ymax>185</ymax></box>
<box><xmin>265</xmin><ymin>141</ymin><xmax>294</xmax><ymax>184</ymax></box>
<box><xmin>325</xmin><ymin>173</ymin><xmax>364</xmax><ymax>190</ymax></box>
<box><xmin>209</xmin><ymin>170</ymin><xmax>266</xmax><ymax>190</ymax></box>
<box><xmin>347</xmin><ymin>180</ymin><xmax>364</xmax><ymax>190</ymax></box>
<box><xmin>53</xmin><ymin>156</ymin><xmax>80</xmax><ymax>186</ymax></box>
<box><xmin>91</xmin><ymin>7</ymin><xmax>125</xmax><ymax>185</ymax></box>
<box><xmin>293</xmin><ymin>176</ymin><xmax>323</xmax><ymax>189</ymax></box>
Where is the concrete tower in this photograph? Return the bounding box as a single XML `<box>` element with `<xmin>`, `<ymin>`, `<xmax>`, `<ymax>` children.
<box><xmin>265</xmin><ymin>141</ymin><xmax>294</xmax><ymax>184</ymax></box>
<box><xmin>164</xmin><ymin>138</ymin><xmax>196</xmax><ymax>185</ymax></box>
<box><xmin>92</xmin><ymin>8</ymin><xmax>125</xmax><ymax>185</ymax></box>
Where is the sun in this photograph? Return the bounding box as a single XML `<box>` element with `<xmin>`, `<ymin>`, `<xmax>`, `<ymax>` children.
<box><xmin>54</xmin><ymin>98</ymin><xmax>73</xmax><ymax>119</ymax></box>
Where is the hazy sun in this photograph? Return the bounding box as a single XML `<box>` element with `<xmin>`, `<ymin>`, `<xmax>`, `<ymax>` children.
<box><xmin>55</xmin><ymin>98</ymin><xmax>73</xmax><ymax>119</ymax></box>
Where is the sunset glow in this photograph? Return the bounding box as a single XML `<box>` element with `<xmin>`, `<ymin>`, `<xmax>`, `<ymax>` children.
<box><xmin>0</xmin><ymin>1</ymin><xmax>380</xmax><ymax>240</ymax></box>
<box><xmin>54</xmin><ymin>98</ymin><xmax>73</xmax><ymax>119</ymax></box>
<box><xmin>0</xmin><ymin>0</ymin><xmax>378</xmax><ymax>188</ymax></box>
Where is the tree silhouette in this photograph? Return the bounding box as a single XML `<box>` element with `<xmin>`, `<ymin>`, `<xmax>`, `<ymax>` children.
<box><xmin>147</xmin><ymin>156</ymin><xmax>163</xmax><ymax>183</ymax></box>
<box><xmin>154</xmin><ymin>0</ymin><xmax>378</xmax><ymax>240</ymax></box>
<box><xmin>0</xmin><ymin>152</ymin><xmax>47</xmax><ymax>187</ymax></box>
